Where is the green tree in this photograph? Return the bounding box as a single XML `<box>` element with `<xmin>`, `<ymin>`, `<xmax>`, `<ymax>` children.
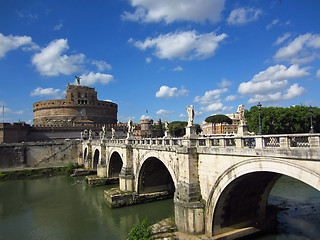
<box><xmin>245</xmin><ymin>105</ymin><xmax>320</xmax><ymax>134</ymax></box>
<box><xmin>169</xmin><ymin>121</ymin><xmax>202</xmax><ymax>137</ymax></box>
<box><xmin>205</xmin><ymin>114</ymin><xmax>232</xmax><ymax>124</ymax></box>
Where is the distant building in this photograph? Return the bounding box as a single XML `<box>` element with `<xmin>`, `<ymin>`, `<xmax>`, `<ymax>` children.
<box><xmin>202</xmin><ymin>111</ymin><xmax>241</xmax><ymax>135</ymax></box>
<box><xmin>33</xmin><ymin>84</ymin><xmax>118</xmax><ymax>127</ymax></box>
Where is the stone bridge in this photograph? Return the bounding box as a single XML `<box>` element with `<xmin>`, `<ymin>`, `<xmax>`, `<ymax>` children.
<box><xmin>80</xmin><ymin>133</ymin><xmax>320</xmax><ymax>239</ymax></box>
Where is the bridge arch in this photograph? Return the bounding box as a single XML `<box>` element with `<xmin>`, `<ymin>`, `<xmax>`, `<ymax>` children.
<box><xmin>136</xmin><ymin>156</ymin><xmax>175</xmax><ymax>194</ymax></box>
<box><xmin>92</xmin><ymin>149</ymin><xmax>100</xmax><ymax>169</ymax></box>
<box><xmin>205</xmin><ymin>157</ymin><xmax>320</xmax><ymax>236</ymax></box>
<box><xmin>83</xmin><ymin>147</ymin><xmax>88</xmax><ymax>161</ymax></box>
<box><xmin>108</xmin><ymin>151</ymin><xmax>123</xmax><ymax>178</ymax></box>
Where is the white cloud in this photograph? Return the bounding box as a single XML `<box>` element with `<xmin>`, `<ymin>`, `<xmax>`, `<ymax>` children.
<box><xmin>54</xmin><ymin>23</ymin><xmax>63</xmax><ymax>31</ymax></box>
<box><xmin>156</xmin><ymin>109</ymin><xmax>174</xmax><ymax>117</ymax></box>
<box><xmin>32</xmin><ymin>39</ymin><xmax>85</xmax><ymax>76</ymax></box>
<box><xmin>156</xmin><ymin>85</ymin><xmax>188</xmax><ymax>98</ymax></box>
<box><xmin>266</xmin><ymin>19</ymin><xmax>279</xmax><ymax>30</ymax></box>
<box><xmin>122</xmin><ymin>0</ymin><xmax>225</xmax><ymax>24</ymax></box>
<box><xmin>248</xmin><ymin>83</ymin><xmax>306</xmax><ymax>104</ymax></box>
<box><xmin>200</xmin><ymin>102</ymin><xmax>223</xmax><ymax>112</ymax></box>
<box><xmin>30</xmin><ymin>87</ymin><xmax>65</xmax><ymax>99</ymax></box>
<box><xmin>79</xmin><ymin>72</ymin><xmax>114</xmax><ymax>85</ymax></box>
<box><xmin>218</xmin><ymin>78</ymin><xmax>231</xmax><ymax>88</ymax></box>
<box><xmin>238</xmin><ymin>64</ymin><xmax>309</xmax><ymax>104</ymax></box>
<box><xmin>225</xmin><ymin>95</ymin><xmax>237</xmax><ymax>101</ymax></box>
<box><xmin>173</xmin><ymin>66</ymin><xmax>183</xmax><ymax>71</ymax></box>
<box><xmin>179</xmin><ymin>113</ymin><xmax>187</xmax><ymax>118</ymax></box>
<box><xmin>140</xmin><ymin>114</ymin><xmax>152</xmax><ymax>120</ymax></box>
<box><xmin>92</xmin><ymin>60</ymin><xmax>112</xmax><ymax>71</ymax></box>
<box><xmin>194</xmin><ymin>88</ymin><xmax>228</xmax><ymax>105</ymax></box>
<box><xmin>0</xmin><ymin>33</ymin><xmax>38</xmax><ymax>58</ymax></box>
<box><xmin>274</xmin><ymin>33</ymin><xmax>291</xmax><ymax>45</ymax></box>
<box><xmin>146</xmin><ymin>57</ymin><xmax>152</xmax><ymax>63</ymax></box>
<box><xmin>274</xmin><ymin>33</ymin><xmax>320</xmax><ymax>63</ymax></box>
<box><xmin>227</xmin><ymin>8</ymin><xmax>262</xmax><ymax>25</ymax></box>
<box><xmin>133</xmin><ymin>30</ymin><xmax>227</xmax><ymax>60</ymax></box>
<box><xmin>317</xmin><ymin>69</ymin><xmax>320</xmax><ymax>79</ymax></box>
<box><xmin>3</xmin><ymin>107</ymin><xmax>24</xmax><ymax>115</ymax></box>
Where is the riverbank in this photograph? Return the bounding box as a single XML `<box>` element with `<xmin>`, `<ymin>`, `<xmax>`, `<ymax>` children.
<box><xmin>0</xmin><ymin>163</ymin><xmax>83</xmax><ymax>180</ymax></box>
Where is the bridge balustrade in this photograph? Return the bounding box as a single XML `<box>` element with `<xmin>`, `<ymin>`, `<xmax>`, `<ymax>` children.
<box><xmin>90</xmin><ymin>133</ymin><xmax>319</xmax><ymax>149</ymax></box>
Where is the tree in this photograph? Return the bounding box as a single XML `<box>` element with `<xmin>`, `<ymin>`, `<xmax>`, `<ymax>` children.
<box><xmin>204</xmin><ymin>114</ymin><xmax>233</xmax><ymax>135</ymax></box>
<box><xmin>205</xmin><ymin>114</ymin><xmax>232</xmax><ymax>124</ymax></box>
<box><xmin>245</xmin><ymin>105</ymin><xmax>320</xmax><ymax>134</ymax></box>
<box><xmin>169</xmin><ymin>121</ymin><xmax>202</xmax><ymax>137</ymax></box>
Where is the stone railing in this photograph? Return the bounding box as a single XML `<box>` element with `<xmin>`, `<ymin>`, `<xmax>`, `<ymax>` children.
<box><xmin>93</xmin><ymin>133</ymin><xmax>320</xmax><ymax>149</ymax></box>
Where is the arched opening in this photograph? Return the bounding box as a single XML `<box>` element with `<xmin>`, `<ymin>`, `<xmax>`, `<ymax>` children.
<box><xmin>108</xmin><ymin>152</ymin><xmax>123</xmax><ymax>178</ymax></box>
<box><xmin>138</xmin><ymin>157</ymin><xmax>175</xmax><ymax>194</ymax></box>
<box><xmin>212</xmin><ymin>172</ymin><xmax>281</xmax><ymax>235</ymax></box>
<box><xmin>92</xmin><ymin>149</ymin><xmax>99</xmax><ymax>169</ymax></box>
<box><xmin>84</xmin><ymin>148</ymin><xmax>88</xmax><ymax>161</ymax></box>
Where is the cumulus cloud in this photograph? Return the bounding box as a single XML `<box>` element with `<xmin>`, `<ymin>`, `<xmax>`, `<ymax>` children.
<box><xmin>79</xmin><ymin>72</ymin><xmax>114</xmax><ymax>85</ymax></box>
<box><xmin>225</xmin><ymin>95</ymin><xmax>237</xmax><ymax>101</ymax></box>
<box><xmin>274</xmin><ymin>33</ymin><xmax>320</xmax><ymax>63</ymax></box>
<box><xmin>132</xmin><ymin>30</ymin><xmax>227</xmax><ymax>60</ymax></box>
<box><xmin>32</xmin><ymin>39</ymin><xmax>85</xmax><ymax>76</ymax></box>
<box><xmin>91</xmin><ymin>60</ymin><xmax>112</xmax><ymax>71</ymax></box>
<box><xmin>227</xmin><ymin>8</ymin><xmax>262</xmax><ymax>25</ymax></box>
<box><xmin>156</xmin><ymin>85</ymin><xmax>188</xmax><ymax>98</ymax></box>
<box><xmin>0</xmin><ymin>33</ymin><xmax>38</xmax><ymax>58</ymax></box>
<box><xmin>194</xmin><ymin>88</ymin><xmax>228</xmax><ymax>105</ymax></box>
<box><xmin>248</xmin><ymin>83</ymin><xmax>306</xmax><ymax>104</ymax></box>
<box><xmin>30</xmin><ymin>87</ymin><xmax>65</xmax><ymax>99</ymax></box>
<box><xmin>238</xmin><ymin>64</ymin><xmax>309</xmax><ymax>104</ymax></box>
<box><xmin>121</xmin><ymin>0</ymin><xmax>225</xmax><ymax>24</ymax></box>
<box><xmin>200</xmin><ymin>102</ymin><xmax>223</xmax><ymax>112</ymax></box>
<box><xmin>140</xmin><ymin>114</ymin><xmax>152</xmax><ymax>120</ymax></box>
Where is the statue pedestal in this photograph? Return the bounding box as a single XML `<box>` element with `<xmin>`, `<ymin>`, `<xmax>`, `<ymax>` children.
<box><xmin>165</xmin><ymin>130</ymin><xmax>171</xmax><ymax>138</ymax></box>
<box><xmin>185</xmin><ymin>125</ymin><xmax>197</xmax><ymax>138</ymax></box>
<box><xmin>127</xmin><ymin>132</ymin><xmax>134</xmax><ymax>139</ymax></box>
<box><xmin>237</xmin><ymin>124</ymin><xmax>249</xmax><ymax>136</ymax></box>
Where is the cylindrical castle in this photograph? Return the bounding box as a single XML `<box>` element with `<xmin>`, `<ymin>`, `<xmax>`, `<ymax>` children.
<box><xmin>33</xmin><ymin>84</ymin><xmax>117</xmax><ymax>127</ymax></box>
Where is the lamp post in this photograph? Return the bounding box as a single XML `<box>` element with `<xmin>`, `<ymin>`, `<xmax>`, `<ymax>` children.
<box><xmin>257</xmin><ymin>102</ymin><xmax>262</xmax><ymax>135</ymax></box>
<box><xmin>309</xmin><ymin>105</ymin><xmax>314</xmax><ymax>133</ymax></box>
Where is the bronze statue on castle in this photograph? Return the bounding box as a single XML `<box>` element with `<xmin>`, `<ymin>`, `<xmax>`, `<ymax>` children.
<box><xmin>75</xmin><ymin>76</ymin><xmax>81</xmax><ymax>85</ymax></box>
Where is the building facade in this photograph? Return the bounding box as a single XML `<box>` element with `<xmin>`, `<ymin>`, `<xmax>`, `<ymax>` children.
<box><xmin>33</xmin><ymin>84</ymin><xmax>118</xmax><ymax>127</ymax></box>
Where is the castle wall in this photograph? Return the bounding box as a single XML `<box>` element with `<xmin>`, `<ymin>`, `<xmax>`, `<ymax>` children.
<box><xmin>32</xmin><ymin>84</ymin><xmax>118</xmax><ymax>127</ymax></box>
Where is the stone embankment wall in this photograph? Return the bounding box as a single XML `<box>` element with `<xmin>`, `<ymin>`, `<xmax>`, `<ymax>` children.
<box><xmin>0</xmin><ymin>141</ymin><xmax>80</xmax><ymax>169</ymax></box>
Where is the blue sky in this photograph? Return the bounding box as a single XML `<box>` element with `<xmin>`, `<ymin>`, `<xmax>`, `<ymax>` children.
<box><xmin>1</xmin><ymin>0</ymin><xmax>320</xmax><ymax>125</ymax></box>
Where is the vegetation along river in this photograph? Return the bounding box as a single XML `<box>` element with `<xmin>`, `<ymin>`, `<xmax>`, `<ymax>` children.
<box><xmin>0</xmin><ymin>175</ymin><xmax>319</xmax><ymax>240</ymax></box>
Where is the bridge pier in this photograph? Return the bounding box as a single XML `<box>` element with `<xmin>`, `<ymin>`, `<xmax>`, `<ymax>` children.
<box><xmin>174</xmin><ymin>147</ymin><xmax>205</xmax><ymax>234</ymax></box>
<box><xmin>119</xmin><ymin>145</ymin><xmax>135</xmax><ymax>192</ymax></box>
<box><xmin>84</xmin><ymin>142</ymin><xmax>92</xmax><ymax>169</ymax></box>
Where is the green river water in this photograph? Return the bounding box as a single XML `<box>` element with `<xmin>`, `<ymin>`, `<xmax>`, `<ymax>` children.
<box><xmin>0</xmin><ymin>175</ymin><xmax>319</xmax><ymax>240</ymax></box>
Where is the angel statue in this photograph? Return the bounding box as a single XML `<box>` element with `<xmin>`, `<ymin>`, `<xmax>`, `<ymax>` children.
<box><xmin>186</xmin><ymin>105</ymin><xmax>194</xmax><ymax>127</ymax></box>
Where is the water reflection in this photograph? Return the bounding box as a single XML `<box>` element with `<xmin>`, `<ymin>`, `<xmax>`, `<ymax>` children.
<box><xmin>257</xmin><ymin>175</ymin><xmax>320</xmax><ymax>240</ymax></box>
<box><xmin>0</xmin><ymin>176</ymin><xmax>174</xmax><ymax>240</ymax></box>
<box><xmin>0</xmin><ymin>175</ymin><xmax>319</xmax><ymax>240</ymax></box>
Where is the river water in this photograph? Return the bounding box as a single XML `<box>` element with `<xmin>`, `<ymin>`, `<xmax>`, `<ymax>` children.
<box><xmin>0</xmin><ymin>175</ymin><xmax>319</xmax><ymax>240</ymax></box>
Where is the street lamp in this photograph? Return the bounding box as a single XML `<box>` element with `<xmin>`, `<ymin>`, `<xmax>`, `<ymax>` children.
<box><xmin>257</xmin><ymin>102</ymin><xmax>262</xmax><ymax>135</ymax></box>
<box><xmin>309</xmin><ymin>105</ymin><xmax>315</xmax><ymax>133</ymax></box>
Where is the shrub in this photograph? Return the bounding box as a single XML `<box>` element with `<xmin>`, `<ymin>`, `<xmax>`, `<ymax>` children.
<box><xmin>127</xmin><ymin>218</ymin><xmax>151</xmax><ymax>240</ymax></box>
